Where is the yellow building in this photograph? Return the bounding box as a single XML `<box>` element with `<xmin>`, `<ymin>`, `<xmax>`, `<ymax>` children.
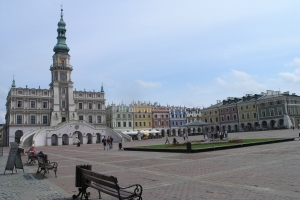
<box><xmin>237</xmin><ymin>95</ymin><xmax>260</xmax><ymax>131</ymax></box>
<box><xmin>202</xmin><ymin>101</ymin><xmax>223</xmax><ymax>132</ymax></box>
<box><xmin>130</xmin><ymin>101</ymin><xmax>152</xmax><ymax>131</ymax></box>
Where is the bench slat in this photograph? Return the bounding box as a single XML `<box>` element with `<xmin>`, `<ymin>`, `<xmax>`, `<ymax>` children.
<box><xmin>81</xmin><ymin>168</ymin><xmax>116</xmax><ymax>183</ymax></box>
<box><xmin>89</xmin><ymin>183</ymin><xmax>135</xmax><ymax>198</ymax></box>
<box><xmin>83</xmin><ymin>174</ymin><xmax>118</xmax><ymax>190</ymax></box>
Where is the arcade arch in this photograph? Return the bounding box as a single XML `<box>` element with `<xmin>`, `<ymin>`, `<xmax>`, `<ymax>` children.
<box><xmin>262</xmin><ymin>121</ymin><xmax>267</xmax><ymax>128</ymax></box>
<box><xmin>72</xmin><ymin>131</ymin><xmax>83</xmax><ymax>145</ymax></box>
<box><xmin>51</xmin><ymin>134</ymin><xmax>58</xmax><ymax>146</ymax></box>
<box><xmin>178</xmin><ymin>129</ymin><xmax>182</xmax><ymax>136</ymax></box>
<box><xmin>86</xmin><ymin>133</ymin><xmax>92</xmax><ymax>144</ymax></box>
<box><xmin>15</xmin><ymin>130</ymin><xmax>23</xmax><ymax>144</ymax></box>
<box><xmin>96</xmin><ymin>133</ymin><xmax>101</xmax><ymax>143</ymax></box>
<box><xmin>161</xmin><ymin>129</ymin><xmax>165</xmax><ymax>137</ymax></box>
<box><xmin>228</xmin><ymin>125</ymin><xmax>231</xmax><ymax>132</ymax></box>
<box><xmin>172</xmin><ymin>129</ymin><xmax>176</xmax><ymax>136</ymax></box>
<box><xmin>270</xmin><ymin>120</ymin><xmax>276</xmax><ymax>129</ymax></box>
<box><xmin>62</xmin><ymin>134</ymin><xmax>69</xmax><ymax>145</ymax></box>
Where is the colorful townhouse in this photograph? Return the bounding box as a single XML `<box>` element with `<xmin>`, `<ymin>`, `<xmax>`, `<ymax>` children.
<box><xmin>256</xmin><ymin>90</ymin><xmax>300</xmax><ymax>129</ymax></box>
<box><xmin>152</xmin><ymin>103</ymin><xmax>169</xmax><ymax>137</ymax></box>
<box><xmin>202</xmin><ymin>101</ymin><xmax>223</xmax><ymax>132</ymax></box>
<box><xmin>186</xmin><ymin>108</ymin><xmax>202</xmax><ymax>123</ymax></box>
<box><xmin>106</xmin><ymin>103</ymin><xmax>133</xmax><ymax>133</ymax></box>
<box><xmin>219</xmin><ymin>97</ymin><xmax>241</xmax><ymax>132</ymax></box>
<box><xmin>237</xmin><ymin>94</ymin><xmax>261</xmax><ymax>131</ymax></box>
<box><xmin>169</xmin><ymin>106</ymin><xmax>187</xmax><ymax>136</ymax></box>
<box><xmin>131</xmin><ymin>101</ymin><xmax>152</xmax><ymax>131</ymax></box>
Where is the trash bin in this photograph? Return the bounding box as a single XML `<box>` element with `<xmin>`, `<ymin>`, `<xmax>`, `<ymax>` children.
<box><xmin>186</xmin><ymin>142</ymin><xmax>192</xmax><ymax>153</ymax></box>
<box><xmin>119</xmin><ymin>143</ymin><xmax>122</xmax><ymax>150</ymax></box>
<box><xmin>75</xmin><ymin>165</ymin><xmax>92</xmax><ymax>187</ymax></box>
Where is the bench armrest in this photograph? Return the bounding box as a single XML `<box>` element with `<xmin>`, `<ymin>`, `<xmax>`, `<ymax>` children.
<box><xmin>120</xmin><ymin>184</ymin><xmax>143</xmax><ymax>196</ymax></box>
<box><xmin>48</xmin><ymin>162</ymin><xmax>58</xmax><ymax>168</ymax></box>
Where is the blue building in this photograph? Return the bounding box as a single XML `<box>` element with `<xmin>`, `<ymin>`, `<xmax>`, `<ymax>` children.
<box><xmin>169</xmin><ymin>106</ymin><xmax>187</xmax><ymax>136</ymax></box>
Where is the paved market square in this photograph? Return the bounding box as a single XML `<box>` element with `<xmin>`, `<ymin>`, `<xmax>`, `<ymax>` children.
<box><xmin>1</xmin><ymin>129</ymin><xmax>300</xmax><ymax>200</ymax></box>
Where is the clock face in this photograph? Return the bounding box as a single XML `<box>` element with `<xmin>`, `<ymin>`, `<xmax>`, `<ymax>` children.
<box><xmin>60</xmin><ymin>73</ymin><xmax>67</xmax><ymax>80</ymax></box>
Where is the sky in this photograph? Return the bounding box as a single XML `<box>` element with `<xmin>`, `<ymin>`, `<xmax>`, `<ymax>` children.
<box><xmin>0</xmin><ymin>1</ymin><xmax>300</xmax><ymax>124</ymax></box>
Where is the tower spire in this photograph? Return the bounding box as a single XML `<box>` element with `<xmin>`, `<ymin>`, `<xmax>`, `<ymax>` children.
<box><xmin>101</xmin><ymin>82</ymin><xmax>104</xmax><ymax>93</ymax></box>
<box><xmin>60</xmin><ymin>4</ymin><xmax>63</xmax><ymax>18</ymax></box>
<box><xmin>11</xmin><ymin>75</ymin><xmax>16</xmax><ymax>88</ymax></box>
<box><xmin>53</xmin><ymin>6</ymin><xmax>70</xmax><ymax>53</ymax></box>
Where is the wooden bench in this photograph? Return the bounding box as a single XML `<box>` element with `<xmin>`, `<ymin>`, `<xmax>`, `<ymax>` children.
<box><xmin>73</xmin><ymin>166</ymin><xmax>142</xmax><ymax>200</ymax></box>
<box><xmin>36</xmin><ymin>156</ymin><xmax>58</xmax><ymax>179</ymax></box>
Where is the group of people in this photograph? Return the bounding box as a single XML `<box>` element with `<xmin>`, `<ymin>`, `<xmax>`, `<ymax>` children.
<box><xmin>74</xmin><ymin>136</ymin><xmax>115</xmax><ymax>150</ymax></box>
<box><xmin>203</xmin><ymin>131</ymin><xmax>228</xmax><ymax>140</ymax></box>
<box><xmin>102</xmin><ymin>136</ymin><xmax>114</xmax><ymax>150</ymax></box>
<box><xmin>164</xmin><ymin>134</ymin><xmax>179</xmax><ymax>145</ymax></box>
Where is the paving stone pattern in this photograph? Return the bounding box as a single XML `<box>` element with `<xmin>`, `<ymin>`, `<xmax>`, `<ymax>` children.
<box><xmin>1</xmin><ymin>129</ymin><xmax>300</xmax><ymax>199</ymax></box>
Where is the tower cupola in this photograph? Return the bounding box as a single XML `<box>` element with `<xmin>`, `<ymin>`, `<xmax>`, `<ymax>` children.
<box><xmin>53</xmin><ymin>8</ymin><xmax>70</xmax><ymax>53</ymax></box>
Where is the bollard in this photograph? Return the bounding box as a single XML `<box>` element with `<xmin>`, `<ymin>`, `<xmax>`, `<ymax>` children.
<box><xmin>186</xmin><ymin>142</ymin><xmax>192</xmax><ymax>153</ymax></box>
<box><xmin>119</xmin><ymin>143</ymin><xmax>123</xmax><ymax>150</ymax></box>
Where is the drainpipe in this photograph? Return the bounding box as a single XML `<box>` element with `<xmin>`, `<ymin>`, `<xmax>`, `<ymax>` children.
<box><xmin>218</xmin><ymin>107</ymin><xmax>221</xmax><ymax>132</ymax></box>
<box><xmin>236</xmin><ymin>102</ymin><xmax>240</xmax><ymax>132</ymax></box>
<box><xmin>286</xmin><ymin>96</ymin><xmax>291</xmax><ymax>128</ymax></box>
<box><xmin>255</xmin><ymin>99</ymin><xmax>259</xmax><ymax>129</ymax></box>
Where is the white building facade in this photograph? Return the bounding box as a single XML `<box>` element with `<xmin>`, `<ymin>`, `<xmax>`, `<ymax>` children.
<box><xmin>2</xmin><ymin>9</ymin><xmax>130</xmax><ymax>146</ymax></box>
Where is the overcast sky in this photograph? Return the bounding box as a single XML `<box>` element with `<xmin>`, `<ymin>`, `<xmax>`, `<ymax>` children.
<box><xmin>1</xmin><ymin>1</ymin><xmax>300</xmax><ymax>123</ymax></box>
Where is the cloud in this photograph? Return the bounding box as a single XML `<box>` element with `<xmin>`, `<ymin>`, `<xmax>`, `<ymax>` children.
<box><xmin>279</xmin><ymin>68</ymin><xmax>300</xmax><ymax>83</ymax></box>
<box><xmin>0</xmin><ymin>109</ymin><xmax>5</xmax><ymax>124</ymax></box>
<box><xmin>285</xmin><ymin>58</ymin><xmax>300</xmax><ymax>66</ymax></box>
<box><xmin>0</xmin><ymin>87</ymin><xmax>9</xmax><ymax>100</ymax></box>
<box><xmin>135</xmin><ymin>80</ymin><xmax>162</xmax><ymax>89</ymax></box>
<box><xmin>215</xmin><ymin>70</ymin><xmax>267</xmax><ymax>94</ymax></box>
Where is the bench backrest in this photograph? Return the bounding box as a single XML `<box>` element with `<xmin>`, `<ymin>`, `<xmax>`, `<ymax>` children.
<box><xmin>80</xmin><ymin>168</ymin><xmax>119</xmax><ymax>190</ymax></box>
<box><xmin>28</xmin><ymin>152</ymin><xmax>35</xmax><ymax>157</ymax></box>
<box><xmin>37</xmin><ymin>156</ymin><xmax>46</xmax><ymax>166</ymax></box>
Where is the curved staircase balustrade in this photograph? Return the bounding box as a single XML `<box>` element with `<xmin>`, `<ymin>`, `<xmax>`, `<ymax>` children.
<box><xmin>106</xmin><ymin>127</ymin><xmax>132</xmax><ymax>142</ymax></box>
<box><xmin>21</xmin><ymin>120</ymin><xmax>132</xmax><ymax>146</ymax></box>
<box><xmin>20</xmin><ymin>128</ymin><xmax>42</xmax><ymax>147</ymax></box>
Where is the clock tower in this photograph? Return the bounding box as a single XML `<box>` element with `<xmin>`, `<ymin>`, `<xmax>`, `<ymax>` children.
<box><xmin>50</xmin><ymin>8</ymin><xmax>76</xmax><ymax>126</ymax></box>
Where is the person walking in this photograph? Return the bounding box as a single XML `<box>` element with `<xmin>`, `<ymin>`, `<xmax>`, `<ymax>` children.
<box><xmin>183</xmin><ymin>133</ymin><xmax>186</xmax><ymax>142</ymax></box>
<box><xmin>107</xmin><ymin>136</ymin><xmax>111</xmax><ymax>150</ymax></box>
<box><xmin>102</xmin><ymin>136</ymin><xmax>107</xmax><ymax>150</ymax></box>
<box><xmin>165</xmin><ymin>134</ymin><xmax>170</xmax><ymax>144</ymax></box>
<box><xmin>76</xmin><ymin>137</ymin><xmax>80</xmax><ymax>147</ymax></box>
<box><xmin>110</xmin><ymin>136</ymin><xmax>114</xmax><ymax>149</ymax></box>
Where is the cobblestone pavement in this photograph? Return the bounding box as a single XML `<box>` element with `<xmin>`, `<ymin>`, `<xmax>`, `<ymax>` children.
<box><xmin>2</xmin><ymin>129</ymin><xmax>300</xmax><ymax>199</ymax></box>
<box><xmin>0</xmin><ymin>155</ymin><xmax>70</xmax><ymax>200</ymax></box>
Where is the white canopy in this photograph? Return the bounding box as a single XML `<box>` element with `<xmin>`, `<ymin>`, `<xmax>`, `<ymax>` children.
<box><xmin>149</xmin><ymin>129</ymin><xmax>160</xmax><ymax>134</ymax></box>
<box><xmin>122</xmin><ymin>131</ymin><xmax>138</xmax><ymax>135</ymax></box>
